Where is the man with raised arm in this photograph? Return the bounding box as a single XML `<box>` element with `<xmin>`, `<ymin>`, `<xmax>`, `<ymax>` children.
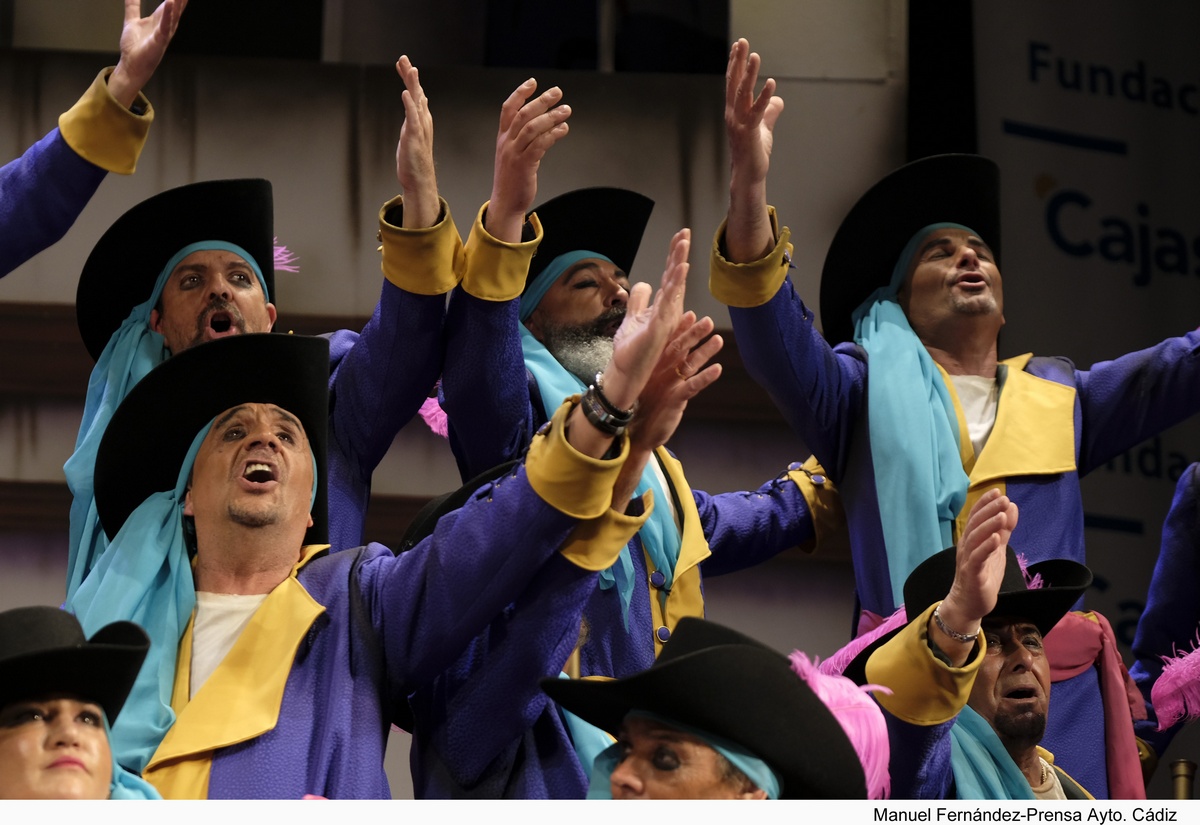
<box><xmin>710</xmin><ymin>37</ymin><xmax>1200</xmax><ymax>796</ymax></box>
<box><xmin>1</xmin><ymin>0</ymin><xmax>186</xmax><ymax>276</ymax></box>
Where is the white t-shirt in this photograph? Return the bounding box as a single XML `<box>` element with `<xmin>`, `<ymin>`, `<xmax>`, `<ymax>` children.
<box><xmin>949</xmin><ymin>374</ymin><xmax>999</xmax><ymax>458</ymax></box>
<box><xmin>190</xmin><ymin>591</ymin><xmax>268</xmax><ymax>699</ymax></box>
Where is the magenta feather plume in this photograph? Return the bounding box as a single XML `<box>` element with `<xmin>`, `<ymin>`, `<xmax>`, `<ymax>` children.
<box><xmin>790</xmin><ymin>651</ymin><xmax>892</xmax><ymax>799</ymax></box>
<box><xmin>418</xmin><ymin>396</ymin><xmax>449</xmax><ymax>439</ymax></box>
<box><xmin>1151</xmin><ymin>630</ymin><xmax>1200</xmax><ymax>730</ymax></box>
<box><xmin>818</xmin><ymin>606</ymin><xmax>908</xmax><ymax>678</ymax></box>
<box><xmin>273</xmin><ymin>239</ymin><xmax>300</xmax><ymax>273</ymax></box>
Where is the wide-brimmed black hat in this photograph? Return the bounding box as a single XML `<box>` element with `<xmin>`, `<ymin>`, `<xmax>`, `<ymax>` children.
<box><xmin>542</xmin><ymin>617</ymin><xmax>867</xmax><ymax>798</ymax></box>
<box><xmin>842</xmin><ymin>546</ymin><xmax>1092</xmax><ymax>686</ymax></box>
<box><xmin>94</xmin><ymin>333</ymin><xmax>330</xmax><ymax>546</ymax></box>
<box><xmin>524</xmin><ymin>187</ymin><xmax>654</xmax><ymax>291</ymax></box>
<box><xmin>819</xmin><ymin>154</ymin><xmax>1000</xmax><ymax>345</ymax></box>
<box><xmin>0</xmin><ymin>606</ymin><xmax>149</xmax><ymax>723</ymax></box>
<box><xmin>77</xmin><ymin>179</ymin><xmax>276</xmax><ymax>361</ymax></box>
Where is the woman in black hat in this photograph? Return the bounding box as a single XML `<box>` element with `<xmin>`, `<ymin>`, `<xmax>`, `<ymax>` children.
<box><xmin>0</xmin><ymin>606</ymin><xmax>153</xmax><ymax>799</ymax></box>
<box><xmin>542</xmin><ymin>617</ymin><xmax>888</xmax><ymax>799</ymax></box>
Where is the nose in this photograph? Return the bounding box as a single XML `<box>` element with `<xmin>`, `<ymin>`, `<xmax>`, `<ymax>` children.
<box><xmin>48</xmin><ymin>717</ymin><xmax>83</xmax><ymax>749</ymax></box>
<box><xmin>208</xmin><ymin>278</ymin><xmax>232</xmax><ymax>301</ymax></box>
<box><xmin>602</xmin><ymin>274</ymin><xmax>629</xmax><ymax>308</ymax></box>
<box><xmin>955</xmin><ymin>243</ymin><xmax>981</xmax><ymax>268</ymax></box>
<box><xmin>609</xmin><ymin>756</ymin><xmax>644</xmax><ymax>799</ymax></box>
<box><xmin>1004</xmin><ymin>640</ymin><xmax>1034</xmax><ymax>671</ymax></box>
<box><xmin>247</xmin><ymin>428</ymin><xmax>281</xmax><ymax>453</ymax></box>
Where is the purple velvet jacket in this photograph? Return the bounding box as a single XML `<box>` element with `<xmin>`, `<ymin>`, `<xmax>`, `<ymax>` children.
<box><xmin>410</xmin><ymin>290</ymin><xmax>820</xmax><ymax>798</ymax></box>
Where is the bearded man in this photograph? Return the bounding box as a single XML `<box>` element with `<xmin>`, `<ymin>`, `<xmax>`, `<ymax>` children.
<box><xmin>399</xmin><ymin>182</ymin><xmax>841</xmax><ymax>799</ymax></box>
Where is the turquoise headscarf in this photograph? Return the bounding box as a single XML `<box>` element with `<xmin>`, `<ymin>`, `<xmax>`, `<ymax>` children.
<box><xmin>519</xmin><ymin>249</ymin><xmax>610</xmax><ymax>323</ymax></box>
<box><xmin>64</xmin><ymin>241</ymin><xmax>269</xmax><ymax>605</ymax></box>
<box><xmin>585</xmin><ymin>711</ymin><xmax>781</xmax><ymax>799</ymax></box>
<box><xmin>949</xmin><ymin>705</ymin><xmax>1036</xmax><ymax>799</ymax></box>
<box><xmin>104</xmin><ymin>714</ymin><xmax>161</xmax><ymax>799</ymax></box>
<box><xmin>851</xmin><ymin>223</ymin><xmax>974</xmax><ymax>608</ymax></box>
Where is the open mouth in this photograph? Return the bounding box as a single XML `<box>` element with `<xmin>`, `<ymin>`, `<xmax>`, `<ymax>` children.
<box><xmin>955</xmin><ymin>273</ymin><xmax>987</xmax><ymax>288</ymax></box>
<box><xmin>1005</xmin><ymin>688</ymin><xmax>1036</xmax><ymax>700</ymax></box>
<box><xmin>243</xmin><ymin>462</ymin><xmax>277</xmax><ymax>484</ymax></box>
<box><xmin>209</xmin><ymin>311</ymin><xmax>234</xmax><ymax>333</ymax></box>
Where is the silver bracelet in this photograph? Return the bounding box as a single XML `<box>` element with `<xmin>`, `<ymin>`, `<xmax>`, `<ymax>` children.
<box><xmin>933</xmin><ymin>605</ymin><xmax>979</xmax><ymax>643</ymax></box>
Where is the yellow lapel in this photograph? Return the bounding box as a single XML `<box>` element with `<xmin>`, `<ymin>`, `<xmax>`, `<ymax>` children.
<box><xmin>144</xmin><ymin>545</ymin><xmax>330</xmax><ymax>796</ymax></box>
<box><xmin>968</xmin><ymin>353</ymin><xmax>1077</xmax><ymax>486</ymax></box>
<box><xmin>648</xmin><ymin>448</ymin><xmax>711</xmax><ymax>656</ymax></box>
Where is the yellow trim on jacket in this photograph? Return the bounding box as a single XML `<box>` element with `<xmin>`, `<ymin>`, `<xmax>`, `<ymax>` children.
<box><xmin>560</xmin><ymin>491</ymin><xmax>653</xmax><ymax>572</ymax></box>
<box><xmin>947</xmin><ymin>353</ymin><xmax>1077</xmax><ymax>542</ymax></box>
<box><xmin>461</xmin><ymin>202</ymin><xmax>544</xmax><ymax>301</ymax></box>
<box><xmin>144</xmin><ymin>545</ymin><xmax>331</xmax><ymax>799</ymax></box>
<box><xmin>787</xmin><ymin>455</ymin><xmax>845</xmax><ymax>553</ymax></box>
<box><xmin>378</xmin><ymin>195</ymin><xmax>464</xmax><ymax>295</ymax></box>
<box><xmin>648</xmin><ymin>448</ymin><xmax>712</xmax><ymax>657</ymax></box>
<box><xmin>525</xmin><ymin>397</ymin><xmax>629</xmax><ymax>521</ymax></box>
<box><xmin>57</xmin><ymin>68</ymin><xmax>152</xmax><ymax>175</ymax></box>
<box><xmin>708</xmin><ymin>207</ymin><xmax>792</xmax><ymax>309</ymax></box>
<box><xmin>866</xmin><ymin>602</ymin><xmax>984</xmax><ymax>726</ymax></box>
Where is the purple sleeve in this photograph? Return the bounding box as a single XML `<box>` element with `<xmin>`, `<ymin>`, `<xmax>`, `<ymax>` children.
<box><xmin>728</xmin><ymin>275</ymin><xmax>868</xmax><ymax>481</ymax></box>
<box><xmin>1074</xmin><ymin>331</ymin><xmax>1200</xmax><ymax>476</ymax></box>
<box><xmin>0</xmin><ymin>128</ymin><xmax>106</xmax><ymax>277</ymax></box>
<box><xmin>695</xmin><ymin>467</ymin><xmax>816</xmax><ymax>577</ymax></box>
<box><xmin>326</xmin><ymin>279</ymin><xmax>446</xmax><ymax>484</ymax></box>
<box><xmin>358</xmin><ymin>463</ymin><xmax>579</xmax><ymax>690</ymax></box>
<box><xmin>440</xmin><ymin>288</ymin><xmax>536</xmax><ymax>481</ymax></box>
<box><xmin>1129</xmin><ymin>462</ymin><xmax>1200</xmax><ymax>757</ymax></box>
<box><xmin>884</xmin><ymin>706</ymin><xmax>956</xmax><ymax>799</ymax></box>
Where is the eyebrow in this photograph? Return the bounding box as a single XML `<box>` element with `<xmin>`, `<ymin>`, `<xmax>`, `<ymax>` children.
<box><xmin>213</xmin><ymin>406</ymin><xmax>248</xmax><ymax>431</ymax></box>
<box><xmin>561</xmin><ymin>261</ymin><xmax>630</xmax><ymax>286</ymax></box>
<box><xmin>212</xmin><ymin>405</ymin><xmax>305</xmax><ymax>435</ymax></box>
<box><xmin>918</xmin><ymin>235</ymin><xmax>994</xmax><ymax>258</ymax></box>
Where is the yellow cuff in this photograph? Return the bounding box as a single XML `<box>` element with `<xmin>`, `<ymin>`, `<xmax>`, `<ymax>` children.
<box><xmin>866</xmin><ymin>602</ymin><xmax>984</xmax><ymax>725</ymax></box>
<box><xmin>58</xmin><ymin>68</ymin><xmax>153</xmax><ymax>175</ymax></box>
<box><xmin>524</xmin><ymin>397</ymin><xmax>628</xmax><ymax>520</ymax></box>
<box><xmin>709</xmin><ymin>206</ymin><xmax>792</xmax><ymax>308</ymax></box>
<box><xmin>787</xmin><ymin>456</ymin><xmax>845</xmax><ymax>554</ymax></box>
<box><xmin>461</xmin><ymin>202</ymin><xmax>543</xmax><ymax>301</ymax></box>
<box><xmin>559</xmin><ymin>490</ymin><xmax>652</xmax><ymax>571</ymax></box>
<box><xmin>379</xmin><ymin>195</ymin><xmax>465</xmax><ymax>295</ymax></box>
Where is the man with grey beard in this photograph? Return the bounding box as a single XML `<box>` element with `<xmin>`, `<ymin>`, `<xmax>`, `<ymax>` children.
<box><xmin>410</xmin><ymin>186</ymin><xmax>842</xmax><ymax>798</ymax></box>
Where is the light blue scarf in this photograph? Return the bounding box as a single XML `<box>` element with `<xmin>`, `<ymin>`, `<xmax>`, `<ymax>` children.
<box><xmin>64</xmin><ymin>241</ymin><xmax>268</xmax><ymax>605</ymax></box>
<box><xmin>103</xmin><ymin>714</ymin><xmax>162</xmax><ymax>799</ymax></box>
<box><xmin>520</xmin><ymin>326</ymin><xmax>680</xmax><ymax>629</ymax></box>
<box><xmin>949</xmin><ymin>705</ymin><xmax>1035</xmax><ymax>799</ymax></box>
<box><xmin>585</xmin><ymin>711</ymin><xmax>781</xmax><ymax>799</ymax></box>
<box><xmin>65</xmin><ymin>423</ymin><xmax>211</xmax><ymax>774</ymax></box>
<box><xmin>852</xmin><ymin>223</ymin><xmax>973</xmax><ymax>608</ymax></box>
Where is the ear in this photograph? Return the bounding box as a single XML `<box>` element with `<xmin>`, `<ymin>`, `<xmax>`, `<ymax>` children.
<box><xmin>266</xmin><ymin>302</ymin><xmax>278</xmax><ymax>331</ymax></box>
<box><xmin>149</xmin><ymin>308</ymin><xmax>164</xmax><ymax>334</ymax></box>
<box><xmin>182</xmin><ymin>487</ymin><xmax>194</xmax><ymax>517</ymax></box>
<box><xmin>523</xmin><ymin>313</ymin><xmax>545</xmax><ymax>343</ymax></box>
<box><xmin>306</xmin><ymin>513</ymin><xmax>314</xmax><ymax>529</ymax></box>
<box><xmin>737</xmin><ymin>786</ymin><xmax>769</xmax><ymax>800</ymax></box>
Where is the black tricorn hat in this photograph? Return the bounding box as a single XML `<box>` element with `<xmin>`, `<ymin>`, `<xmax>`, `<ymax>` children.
<box><xmin>524</xmin><ymin>187</ymin><xmax>654</xmax><ymax>290</ymax></box>
<box><xmin>94</xmin><ymin>333</ymin><xmax>330</xmax><ymax>546</ymax></box>
<box><xmin>842</xmin><ymin>546</ymin><xmax>1092</xmax><ymax>686</ymax></box>
<box><xmin>818</xmin><ymin>154</ymin><xmax>1000</xmax><ymax>345</ymax></box>
<box><xmin>77</xmin><ymin>179</ymin><xmax>276</xmax><ymax>362</ymax></box>
<box><xmin>0</xmin><ymin>606</ymin><xmax>149</xmax><ymax>723</ymax></box>
<box><xmin>542</xmin><ymin>617</ymin><xmax>868</xmax><ymax>799</ymax></box>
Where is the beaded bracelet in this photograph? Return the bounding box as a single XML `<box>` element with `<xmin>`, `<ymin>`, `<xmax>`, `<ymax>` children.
<box><xmin>580</xmin><ymin>386</ymin><xmax>631</xmax><ymax>437</ymax></box>
<box><xmin>592</xmin><ymin>372</ymin><xmax>636</xmax><ymax>419</ymax></box>
<box><xmin>933</xmin><ymin>605</ymin><xmax>979</xmax><ymax>643</ymax></box>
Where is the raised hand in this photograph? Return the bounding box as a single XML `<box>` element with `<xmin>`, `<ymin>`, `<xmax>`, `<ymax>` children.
<box><xmin>626</xmin><ymin>311</ymin><xmax>723</xmax><ymax>454</ymax></box>
<box><xmin>486</xmin><ymin>79</ymin><xmax>571</xmax><ymax>243</ymax></box>
<box><xmin>394</xmin><ymin>55</ymin><xmax>439</xmax><ymax>229</ymax></box>
<box><xmin>600</xmin><ymin>228</ymin><xmax>692</xmax><ymax>414</ymax></box>
<box><xmin>724</xmin><ymin>37</ymin><xmax>784</xmax><ymax>263</ymax></box>
<box><xmin>108</xmin><ymin>0</ymin><xmax>188</xmax><ymax>109</ymax></box>
<box><xmin>936</xmin><ymin>488</ymin><xmax>1019</xmax><ymax>656</ymax></box>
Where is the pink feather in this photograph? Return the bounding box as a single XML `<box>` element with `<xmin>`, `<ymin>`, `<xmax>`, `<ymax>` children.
<box><xmin>791</xmin><ymin>651</ymin><xmax>892</xmax><ymax>799</ymax></box>
<box><xmin>818</xmin><ymin>606</ymin><xmax>908</xmax><ymax>678</ymax></box>
<box><xmin>1151</xmin><ymin>631</ymin><xmax>1200</xmax><ymax>730</ymax></box>
<box><xmin>273</xmin><ymin>239</ymin><xmax>300</xmax><ymax>273</ymax></box>
<box><xmin>418</xmin><ymin>396</ymin><xmax>449</xmax><ymax>439</ymax></box>
<box><xmin>1015</xmin><ymin>552</ymin><xmax>1044</xmax><ymax>590</ymax></box>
